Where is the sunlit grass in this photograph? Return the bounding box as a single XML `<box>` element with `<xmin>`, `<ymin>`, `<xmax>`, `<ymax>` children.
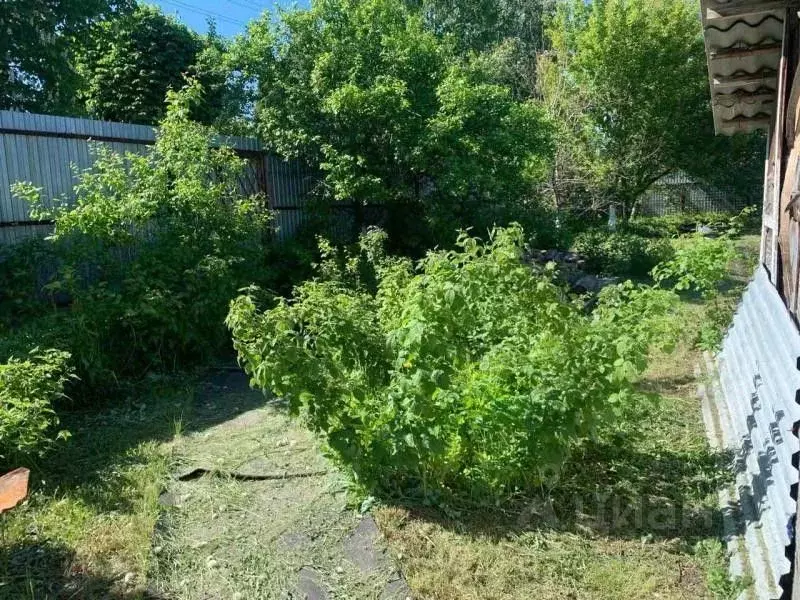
<box><xmin>0</xmin><ymin>383</ymin><xmax>192</xmax><ymax>598</ymax></box>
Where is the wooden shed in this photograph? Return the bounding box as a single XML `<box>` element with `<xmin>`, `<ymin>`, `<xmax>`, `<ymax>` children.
<box><xmin>702</xmin><ymin>0</ymin><xmax>800</xmax><ymax>316</ymax></box>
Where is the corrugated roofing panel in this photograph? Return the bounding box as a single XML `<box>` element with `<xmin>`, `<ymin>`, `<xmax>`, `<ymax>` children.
<box><xmin>701</xmin><ymin>267</ymin><xmax>800</xmax><ymax>599</ymax></box>
<box><xmin>700</xmin><ymin>2</ymin><xmax>791</xmax><ymax>135</ymax></box>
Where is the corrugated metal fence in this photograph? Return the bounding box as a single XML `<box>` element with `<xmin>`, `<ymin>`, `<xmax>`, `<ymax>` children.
<box><xmin>1</xmin><ymin>111</ymin><xmax>758</xmax><ymax>248</ymax></box>
<box><xmin>700</xmin><ymin>267</ymin><xmax>800</xmax><ymax>599</ymax></box>
<box><xmin>0</xmin><ymin>110</ymin><xmax>319</xmax><ymax>244</ymax></box>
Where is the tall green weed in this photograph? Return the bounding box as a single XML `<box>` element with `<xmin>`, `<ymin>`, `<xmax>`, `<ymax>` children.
<box><xmin>0</xmin><ymin>349</ymin><xmax>73</xmax><ymax>469</ymax></box>
<box><xmin>228</xmin><ymin>225</ymin><xmax>678</xmax><ymax>499</ymax></box>
<box><xmin>652</xmin><ymin>236</ymin><xmax>736</xmax><ymax>300</ymax></box>
<box><xmin>652</xmin><ymin>235</ymin><xmax>740</xmax><ymax>353</ymax></box>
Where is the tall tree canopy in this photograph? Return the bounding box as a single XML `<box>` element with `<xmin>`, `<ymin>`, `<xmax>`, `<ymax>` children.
<box><xmin>75</xmin><ymin>5</ymin><xmax>234</xmax><ymax>125</ymax></box>
<box><xmin>408</xmin><ymin>0</ymin><xmax>554</xmax><ymax>56</ymax></box>
<box><xmin>232</xmin><ymin>0</ymin><xmax>553</xmax><ymax>245</ymax></box>
<box><xmin>3</xmin><ymin>0</ymin><xmax>764</xmax><ymax>231</ymax></box>
<box><xmin>407</xmin><ymin>0</ymin><xmax>557</xmax><ymax>98</ymax></box>
<box><xmin>541</xmin><ymin>0</ymin><xmax>763</xmax><ymax>216</ymax></box>
<box><xmin>1</xmin><ymin>0</ymin><xmax>131</xmax><ymax>113</ymax></box>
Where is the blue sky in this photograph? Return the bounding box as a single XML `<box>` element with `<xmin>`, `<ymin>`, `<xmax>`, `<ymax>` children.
<box><xmin>150</xmin><ymin>0</ymin><xmax>309</xmax><ymax>38</ymax></box>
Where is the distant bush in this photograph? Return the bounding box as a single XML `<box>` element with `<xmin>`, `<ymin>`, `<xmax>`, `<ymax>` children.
<box><xmin>652</xmin><ymin>235</ymin><xmax>738</xmax><ymax>353</ymax></box>
<box><xmin>652</xmin><ymin>236</ymin><xmax>735</xmax><ymax>299</ymax></box>
<box><xmin>0</xmin><ymin>237</ymin><xmax>55</xmax><ymax>324</ymax></box>
<box><xmin>624</xmin><ymin>207</ymin><xmax>760</xmax><ymax>240</ymax></box>
<box><xmin>227</xmin><ymin>225</ymin><xmax>677</xmax><ymax>499</ymax></box>
<box><xmin>573</xmin><ymin>230</ymin><xmax>674</xmax><ymax>278</ymax></box>
<box><xmin>10</xmin><ymin>83</ymin><xmax>271</xmax><ymax>391</ymax></box>
<box><xmin>0</xmin><ymin>349</ymin><xmax>73</xmax><ymax>468</ymax></box>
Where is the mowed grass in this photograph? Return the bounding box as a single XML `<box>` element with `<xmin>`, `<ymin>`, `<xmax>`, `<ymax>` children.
<box><xmin>147</xmin><ymin>386</ymin><xmax>390</xmax><ymax>600</ymax></box>
<box><xmin>372</xmin><ymin>235</ymin><xmax>761</xmax><ymax>600</ymax></box>
<box><xmin>0</xmin><ymin>373</ymin><xmax>401</xmax><ymax>600</ymax></box>
<box><xmin>0</xmin><ymin>380</ymin><xmax>199</xmax><ymax>599</ymax></box>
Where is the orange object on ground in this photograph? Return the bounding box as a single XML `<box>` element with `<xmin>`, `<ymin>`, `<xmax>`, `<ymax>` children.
<box><xmin>0</xmin><ymin>468</ymin><xmax>30</xmax><ymax>512</ymax></box>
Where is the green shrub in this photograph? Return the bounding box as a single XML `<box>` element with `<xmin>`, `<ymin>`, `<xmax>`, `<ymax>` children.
<box><xmin>624</xmin><ymin>208</ymin><xmax>759</xmax><ymax>240</ymax></box>
<box><xmin>697</xmin><ymin>300</ymin><xmax>736</xmax><ymax>353</ymax></box>
<box><xmin>652</xmin><ymin>236</ymin><xmax>735</xmax><ymax>299</ymax></box>
<box><xmin>573</xmin><ymin>230</ymin><xmax>674</xmax><ymax>278</ymax></box>
<box><xmin>0</xmin><ymin>349</ymin><xmax>73</xmax><ymax>468</ymax></box>
<box><xmin>0</xmin><ymin>237</ymin><xmax>56</xmax><ymax>325</ymax></box>
<box><xmin>227</xmin><ymin>225</ymin><xmax>677</xmax><ymax>499</ymax></box>
<box><xmin>653</xmin><ymin>236</ymin><xmax>738</xmax><ymax>353</ymax></box>
<box><xmin>11</xmin><ymin>83</ymin><xmax>271</xmax><ymax>390</ymax></box>
<box><xmin>722</xmin><ymin>205</ymin><xmax>760</xmax><ymax>238</ymax></box>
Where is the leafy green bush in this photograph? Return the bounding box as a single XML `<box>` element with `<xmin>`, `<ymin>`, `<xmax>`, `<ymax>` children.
<box><xmin>0</xmin><ymin>239</ymin><xmax>50</xmax><ymax>325</ymax></box>
<box><xmin>624</xmin><ymin>208</ymin><xmax>760</xmax><ymax>240</ymax></box>
<box><xmin>573</xmin><ymin>230</ymin><xmax>674</xmax><ymax>278</ymax></box>
<box><xmin>11</xmin><ymin>83</ymin><xmax>271</xmax><ymax>390</ymax></box>
<box><xmin>697</xmin><ymin>300</ymin><xmax>736</xmax><ymax>353</ymax></box>
<box><xmin>653</xmin><ymin>236</ymin><xmax>738</xmax><ymax>353</ymax></box>
<box><xmin>0</xmin><ymin>349</ymin><xmax>72</xmax><ymax>468</ymax></box>
<box><xmin>722</xmin><ymin>205</ymin><xmax>760</xmax><ymax>238</ymax></box>
<box><xmin>652</xmin><ymin>236</ymin><xmax>735</xmax><ymax>299</ymax></box>
<box><xmin>227</xmin><ymin>225</ymin><xmax>677</xmax><ymax>498</ymax></box>
<box><xmin>623</xmin><ymin>215</ymin><xmax>711</xmax><ymax>239</ymax></box>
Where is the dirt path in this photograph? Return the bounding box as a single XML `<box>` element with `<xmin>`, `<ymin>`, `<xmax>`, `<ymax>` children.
<box><xmin>150</xmin><ymin>370</ymin><xmax>411</xmax><ymax>600</ymax></box>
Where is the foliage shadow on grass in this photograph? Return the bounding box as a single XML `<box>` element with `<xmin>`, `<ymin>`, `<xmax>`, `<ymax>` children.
<box><xmin>2</xmin><ymin>369</ymin><xmax>273</xmax><ymax>600</ymax></box>
<box><xmin>389</xmin><ymin>439</ymin><xmax>734</xmax><ymax>548</ymax></box>
<box><xmin>19</xmin><ymin>368</ymin><xmax>271</xmax><ymax>515</ymax></box>
<box><xmin>0</xmin><ymin>538</ymin><xmax>166</xmax><ymax>599</ymax></box>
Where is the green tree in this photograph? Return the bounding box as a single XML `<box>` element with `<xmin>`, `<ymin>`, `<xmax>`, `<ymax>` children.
<box><xmin>542</xmin><ymin>0</ymin><xmax>763</xmax><ymax>218</ymax></box>
<box><xmin>189</xmin><ymin>23</ymin><xmax>250</xmax><ymax>131</ymax></box>
<box><xmin>232</xmin><ymin>0</ymin><xmax>552</xmax><ymax>249</ymax></box>
<box><xmin>408</xmin><ymin>0</ymin><xmax>557</xmax><ymax>98</ymax></box>
<box><xmin>75</xmin><ymin>5</ymin><xmax>235</xmax><ymax>125</ymax></box>
<box><xmin>0</xmin><ymin>0</ymin><xmax>131</xmax><ymax>113</ymax></box>
<box><xmin>12</xmin><ymin>83</ymin><xmax>270</xmax><ymax>388</ymax></box>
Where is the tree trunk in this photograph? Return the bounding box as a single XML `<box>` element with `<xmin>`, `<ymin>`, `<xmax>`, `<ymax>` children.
<box><xmin>628</xmin><ymin>197</ymin><xmax>641</xmax><ymax>221</ymax></box>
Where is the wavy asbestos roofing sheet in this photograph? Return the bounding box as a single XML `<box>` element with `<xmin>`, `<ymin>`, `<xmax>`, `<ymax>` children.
<box><xmin>699</xmin><ymin>1</ymin><xmax>794</xmax><ymax>135</ymax></box>
<box><xmin>700</xmin><ymin>267</ymin><xmax>800</xmax><ymax>598</ymax></box>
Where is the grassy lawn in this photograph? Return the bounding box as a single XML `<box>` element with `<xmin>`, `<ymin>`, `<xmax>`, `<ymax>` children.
<box><xmin>148</xmin><ymin>374</ymin><xmax>405</xmax><ymax>600</ymax></box>
<box><xmin>0</xmin><ymin>381</ymin><xmax>195</xmax><ymax>598</ymax></box>
<box><xmin>1</xmin><ymin>373</ymin><xmax>406</xmax><ymax>600</ymax></box>
<box><xmin>0</xmin><ymin>235</ymin><xmax>760</xmax><ymax>600</ymax></box>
